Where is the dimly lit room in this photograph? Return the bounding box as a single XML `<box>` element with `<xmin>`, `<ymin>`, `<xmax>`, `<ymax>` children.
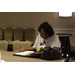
<box><xmin>0</xmin><ymin>12</ymin><xmax>75</xmax><ymax>62</ymax></box>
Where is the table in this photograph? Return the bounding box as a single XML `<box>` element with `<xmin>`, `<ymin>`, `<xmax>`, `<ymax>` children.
<box><xmin>1</xmin><ymin>51</ymin><xmax>68</xmax><ymax>62</ymax></box>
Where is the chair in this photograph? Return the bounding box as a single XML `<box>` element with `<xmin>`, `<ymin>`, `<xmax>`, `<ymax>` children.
<box><xmin>13</xmin><ymin>40</ymin><xmax>33</xmax><ymax>52</ymax></box>
<box><xmin>4</xmin><ymin>27</ymin><xmax>13</xmax><ymax>42</ymax></box>
<box><xmin>24</xmin><ymin>27</ymin><xmax>38</xmax><ymax>43</ymax></box>
<box><xmin>14</xmin><ymin>27</ymin><xmax>23</xmax><ymax>41</ymax></box>
<box><xmin>0</xmin><ymin>40</ymin><xmax>8</xmax><ymax>51</ymax></box>
<box><xmin>0</xmin><ymin>27</ymin><xmax>3</xmax><ymax>40</ymax></box>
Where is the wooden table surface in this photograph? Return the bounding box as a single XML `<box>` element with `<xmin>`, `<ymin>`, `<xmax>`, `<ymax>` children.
<box><xmin>0</xmin><ymin>51</ymin><xmax>67</xmax><ymax>62</ymax></box>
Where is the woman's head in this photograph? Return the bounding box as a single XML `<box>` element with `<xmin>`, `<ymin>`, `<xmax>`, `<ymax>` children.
<box><xmin>38</xmin><ymin>22</ymin><xmax>54</xmax><ymax>39</ymax></box>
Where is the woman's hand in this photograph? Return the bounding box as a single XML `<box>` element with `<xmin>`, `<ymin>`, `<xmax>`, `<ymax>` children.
<box><xmin>19</xmin><ymin>48</ymin><xmax>25</xmax><ymax>52</ymax></box>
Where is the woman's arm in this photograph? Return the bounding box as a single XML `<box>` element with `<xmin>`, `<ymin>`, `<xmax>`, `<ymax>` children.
<box><xmin>19</xmin><ymin>34</ymin><xmax>40</xmax><ymax>52</ymax></box>
<box><xmin>25</xmin><ymin>47</ymin><xmax>35</xmax><ymax>51</ymax></box>
<box><xmin>19</xmin><ymin>47</ymin><xmax>35</xmax><ymax>52</ymax></box>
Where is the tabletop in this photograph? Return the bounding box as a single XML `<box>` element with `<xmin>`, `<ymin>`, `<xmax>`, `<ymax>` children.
<box><xmin>0</xmin><ymin>51</ymin><xmax>68</xmax><ymax>62</ymax></box>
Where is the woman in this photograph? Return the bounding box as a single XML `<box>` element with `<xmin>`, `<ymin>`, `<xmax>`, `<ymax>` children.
<box><xmin>19</xmin><ymin>22</ymin><xmax>61</xmax><ymax>52</ymax></box>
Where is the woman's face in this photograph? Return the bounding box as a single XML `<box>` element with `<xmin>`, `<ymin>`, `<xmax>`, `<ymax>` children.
<box><xmin>40</xmin><ymin>28</ymin><xmax>49</xmax><ymax>39</ymax></box>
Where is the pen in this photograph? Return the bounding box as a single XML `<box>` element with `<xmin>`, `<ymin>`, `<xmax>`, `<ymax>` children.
<box><xmin>19</xmin><ymin>46</ymin><xmax>21</xmax><ymax>49</ymax></box>
<box><xmin>19</xmin><ymin>46</ymin><xmax>22</xmax><ymax>52</ymax></box>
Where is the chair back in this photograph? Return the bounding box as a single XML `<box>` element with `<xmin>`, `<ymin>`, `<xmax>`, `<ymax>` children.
<box><xmin>13</xmin><ymin>40</ymin><xmax>33</xmax><ymax>52</ymax></box>
<box><xmin>0</xmin><ymin>40</ymin><xmax>8</xmax><ymax>51</ymax></box>
<box><xmin>24</xmin><ymin>27</ymin><xmax>38</xmax><ymax>42</ymax></box>
<box><xmin>4</xmin><ymin>27</ymin><xmax>13</xmax><ymax>42</ymax></box>
<box><xmin>0</xmin><ymin>27</ymin><xmax>3</xmax><ymax>40</ymax></box>
<box><xmin>14</xmin><ymin>27</ymin><xmax>23</xmax><ymax>41</ymax></box>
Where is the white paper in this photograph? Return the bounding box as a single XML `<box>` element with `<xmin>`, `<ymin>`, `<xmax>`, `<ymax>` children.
<box><xmin>14</xmin><ymin>51</ymin><xmax>35</xmax><ymax>56</ymax></box>
<box><xmin>0</xmin><ymin>60</ymin><xmax>5</xmax><ymax>62</ymax></box>
<box><xmin>1</xmin><ymin>60</ymin><xmax>5</xmax><ymax>62</ymax></box>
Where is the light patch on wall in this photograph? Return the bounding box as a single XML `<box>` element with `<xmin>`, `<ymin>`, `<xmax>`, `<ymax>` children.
<box><xmin>59</xmin><ymin>12</ymin><xmax>72</xmax><ymax>17</ymax></box>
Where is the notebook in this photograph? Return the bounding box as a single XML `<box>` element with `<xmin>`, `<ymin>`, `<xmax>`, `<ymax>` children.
<box><xmin>13</xmin><ymin>51</ymin><xmax>35</xmax><ymax>56</ymax></box>
<box><xmin>13</xmin><ymin>51</ymin><xmax>41</xmax><ymax>58</ymax></box>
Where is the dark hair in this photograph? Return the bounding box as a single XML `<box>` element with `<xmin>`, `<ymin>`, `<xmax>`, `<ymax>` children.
<box><xmin>38</xmin><ymin>22</ymin><xmax>54</xmax><ymax>36</ymax></box>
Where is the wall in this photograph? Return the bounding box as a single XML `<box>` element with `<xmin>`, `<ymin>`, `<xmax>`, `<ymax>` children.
<box><xmin>0</xmin><ymin>12</ymin><xmax>75</xmax><ymax>28</ymax></box>
<box><xmin>0</xmin><ymin>12</ymin><xmax>75</xmax><ymax>51</ymax></box>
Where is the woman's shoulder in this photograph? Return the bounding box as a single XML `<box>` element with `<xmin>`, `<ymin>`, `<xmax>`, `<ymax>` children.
<box><xmin>50</xmin><ymin>33</ymin><xmax>58</xmax><ymax>37</ymax></box>
<box><xmin>37</xmin><ymin>34</ymin><xmax>43</xmax><ymax>39</ymax></box>
<box><xmin>49</xmin><ymin>33</ymin><xmax>59</xmax><ymax>40</ymax></box>
<box><xmin>54</xmin><ymin>33</ymin><xmax>59</xmax><ymax>37</ymax></box>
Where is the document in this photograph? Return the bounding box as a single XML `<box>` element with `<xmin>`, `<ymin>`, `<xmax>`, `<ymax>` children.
<box><xmin>13</xmin><ymin>51</ymin><xmax>35</xmax><ymax>56</ymax></box>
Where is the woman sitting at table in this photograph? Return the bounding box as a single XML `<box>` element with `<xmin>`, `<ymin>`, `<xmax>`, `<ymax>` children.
<box><xmin>19</xmin><ymin>22</ymin><xmax>61</xmax><ymax>52</ymax></box>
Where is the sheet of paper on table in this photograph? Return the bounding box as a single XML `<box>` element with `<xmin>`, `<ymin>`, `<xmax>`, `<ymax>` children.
<box><xmin>14</xmin><ymin>51</ymin><xmax>35</xmax><ymax>56</ymax></box>
<box><xmin>0</xmin><ymin>60</ymin><xmax>5</xmax><ymax>62</ymax></box>
<box><xmin>0</xmin><ymin>51</ymin><xmax>5</xmax><ymax>62</ymax></box>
